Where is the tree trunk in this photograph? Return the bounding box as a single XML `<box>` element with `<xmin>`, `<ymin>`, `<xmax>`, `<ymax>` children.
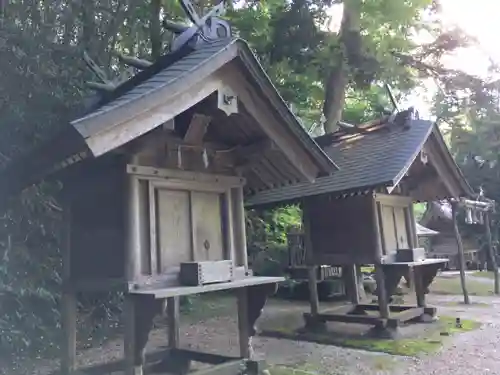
<box><xmin>452</xmin><ymin>202</ymin><xmax>470</xmax><ymax>304</ymax></box>
<box><xmin>485</xmin><ymin>212</ymin><xmax>499</xmax><ymax>294</ymax></box>
<box><xmin>150</xmin><ymin>0</ymin><xmax>162</xmax><ymax>60</ymax></box>
<box><xmin>322</xmin><ymin>0</ymin><xmax>361</xmax><ymax>133</ymax></box>
<box><xmin>81</xmin><ymin>1</ymin><xmax>96</xmax><ymax>55</ymax></box>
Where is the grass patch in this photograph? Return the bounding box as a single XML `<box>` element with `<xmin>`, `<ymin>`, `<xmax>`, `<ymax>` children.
<box><xmin>262</xmin><ymin>315</ymin><xmax>480</xmax><ymax>358</ymax></box>
<box><xmin>430</xmin><ymin>276</ymin><xmax>494</xmax><ymax>296</ymax></box>
<box><xmin>472</xmin><ymin>271</ymin><xmax>498</xmax><ymax>279</ymax></box>
<box><xmin>361</xmin><ymin>266</ymin><xmax>375</xmax><ymax>274</ymax></box>
<box><xmin>442</xmin><ymin>301</ymin><xmax>490</xmax><ymax>308</ymax></box>
<box><xmin>339</xmin><ymin>316</ymin><xmax>480</xmax><ymax>356</ymax></box>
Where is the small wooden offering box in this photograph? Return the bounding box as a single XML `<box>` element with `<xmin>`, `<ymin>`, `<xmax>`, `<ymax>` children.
<box><xmin>179</xmin><ymin>260</ymin><xmax>234</xmax><ymax>286</ymax></box>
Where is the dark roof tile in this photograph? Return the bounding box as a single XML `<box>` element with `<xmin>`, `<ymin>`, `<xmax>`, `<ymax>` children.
<box><xmin>246</xmin><ymin>119</ymin><xmax>435</xmax><ymax>206</ymax></box>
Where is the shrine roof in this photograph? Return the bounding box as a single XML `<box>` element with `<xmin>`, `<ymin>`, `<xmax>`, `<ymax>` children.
<box><xmin>0</xmin><ymin>37</ymin><xmax>337</xmax><ymax>200</ymax></box>
<box><xmin>416</xmin><ymin>223</ymin><xmax>439</xmax><ymax>237</ymax></box>
<box><xmin>246</xmin><ymin>117</ymin><xmax>474</xmax><ymax>206</ymax></box>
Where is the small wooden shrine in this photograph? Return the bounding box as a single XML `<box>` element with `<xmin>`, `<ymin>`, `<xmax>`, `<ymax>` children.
<box><xmin>416</xmin><ymin>223</ymin><xmax>439</xmax><ymax>238</ymax></box>
<box><xmin>0</xmin><ymin>3</ymin><xmax>338</xmax><ymax>375</ymax></box>
<box><xmin>247</xmin><ymin>110</ymin><xmax>477</xmax><ymax>334</ymax></box>
<box><xmin>421</xmin><ymin>201</ymin><xmax>481</xmax><ymax>269</ymax></box>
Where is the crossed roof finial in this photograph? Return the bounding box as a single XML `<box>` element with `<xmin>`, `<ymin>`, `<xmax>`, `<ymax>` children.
<box><xmin>164</xmin><ymin>0</ymin><xmax>232</xmax><ymax>52</ymax></box>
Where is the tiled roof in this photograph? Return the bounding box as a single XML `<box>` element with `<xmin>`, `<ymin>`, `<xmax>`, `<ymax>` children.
<box><xmin>246</xmin><ymin>119</ymin><xmax>435</xmax><ymax>206</ymax></box>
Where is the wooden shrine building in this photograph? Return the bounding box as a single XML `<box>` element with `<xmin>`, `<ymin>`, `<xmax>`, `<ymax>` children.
<box><xmin>246</xmin><ymin>112</ymin><xmax>476</xmax><ymax>334</ymax></box>
<box><xmin>0</xmin><ymin>9</ymin><xmax>339</xmax><ymax>375</ymax></box>
<box><xmin>421</xmin><ymin>201</ymin><xmax>481</xmax><ymax>269</ymax></box>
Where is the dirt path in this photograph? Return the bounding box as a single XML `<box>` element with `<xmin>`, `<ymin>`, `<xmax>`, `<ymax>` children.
<box><xmin>8</xmin><ymin>293</ymin><xmax>500</xmax><ymax>375</ymax></box>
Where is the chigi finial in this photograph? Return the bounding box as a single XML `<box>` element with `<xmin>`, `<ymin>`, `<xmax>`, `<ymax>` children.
<box><xmin>163</xmin><ymin>0</ymin><xmax>232</xmax><ymax>52</ymax></box>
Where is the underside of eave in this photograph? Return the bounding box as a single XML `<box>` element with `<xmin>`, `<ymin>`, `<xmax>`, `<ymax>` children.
<box><xmin>430</xmin><ymin>127</ymin><xmax>474</xmax><ymax>197</ymax></box>
<box><xmin>235</xmin><ymin>43</ymin><xmax>338</xmax><ymax>176</ymax></box>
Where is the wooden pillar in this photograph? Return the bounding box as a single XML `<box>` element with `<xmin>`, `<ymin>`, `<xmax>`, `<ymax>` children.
<box><xmin>375</xmin><ymin>264</ymin><xmax>390</xmax><ymax>319</ymax></box>
<box><xmin>232</xmin><ymin>187</ymin><xmax>248</xmax><ymax>269</ymax></box>
<box><xmin>413</xmin><ymin>267</ymin><xmax>426</xmax><ymax>307</ymax></box>
<box><xmin>126</xmin><ymin>174</ymin><xmax>143</xmax><ymax>281</ymax></box>
<box><xmin>124</xmin><ymin>296</ymin><xmax>142</xmax><ymax>375</ymax></box>
<box><xmin>124</xmin><ymin>295</ymin><xmax>157</xmax><ymax>375</ymax></box>
<box><xmin>452</xmin><ymin>202</ymin><xmax>470</xmax><ymax>305</ymax></box>
<box><xmin>407</xmin><ymin>204</ymin><xmax>418</xmax><ymax>248</ymax></box>
<box><xmin>167</xmin><ymin>297</ymin><xmax>180</xmax><ymax>348</ymax></box>
<box><xmin>237</xmin><ymin>287</ymin><xmax>251</xmax><ymax>358</ymax></box>
<box><xmin>343</xmin><ymin>265</ymin><xmax>360</xmax><ymax>304</ymax></box>
<box><xmin>372</xmin><ymin>195</ymin><xmax>389</xmax><ymax>318</ymax></box>
<box><xmin>302</xmin><ymin>200</ymin><xmax>320</xmax><ymax>316</ymax></box>
<box><xmin>485</xmin><ymin>212</ymin><xmax>500</xmax><ymax>294</ymax></box>
<box><xmin>124</xmin><ymin>170</ymin><xmax>148</xmax><ymax>375</ymax></box>
<box><xmin>223</xmin><ymin>189</ymin><xmax>236</xmax><ymax>263</ymax></box>
<box><xmin>61</xmin><ymin>203</ymin><xmax>77</xmax><ymax>375</ymax></box>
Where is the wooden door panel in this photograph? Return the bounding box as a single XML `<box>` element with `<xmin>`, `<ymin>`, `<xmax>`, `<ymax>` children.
<box><xmin>381</xmin><ymin>205</ymin><xmax>397</xmax><ymax>254</ymax></box>
<box><xmin>394</xmin><ymin>207</ymin><xmax>409</xmax><ymax>249</ymax></box>
<box><xmin>191</xmin><ymin>191</ymin><xmax>224</xmax><ymax>261</ymax></box>
<box><xmin>157</xmin><ymin>189</ymin><xmax>192</xmax><ymax>271</ymax></box>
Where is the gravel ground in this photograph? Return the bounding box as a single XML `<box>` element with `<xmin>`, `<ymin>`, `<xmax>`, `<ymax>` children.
<box><xmin>389</xmin><ymin>294</ymin><xmax>500</xmax><ymax>375</ymax></box>
<box><xmin>7</xmin><ymin>292</ymin><xmax>500</xmax><ymax>375</ymax></box>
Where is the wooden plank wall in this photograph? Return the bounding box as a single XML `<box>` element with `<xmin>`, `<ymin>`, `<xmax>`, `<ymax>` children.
<box><xmin>307</xmin><ymin>195</ymin><xmax>376</xmax><ymax>265</ymax></box>
<box><xmin>69</xmin><ymin>161</ymin><xmax>126</xmax><ymax>280</ymax></box>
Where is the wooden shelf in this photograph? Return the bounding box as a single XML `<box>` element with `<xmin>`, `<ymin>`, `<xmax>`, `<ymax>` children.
<box><xmin>130</xmin><ymin>276</ymin><xmax>284</xmax><ymax>299</ymax></box>
<box><xmin>382</xmin><ymin>258</ymin><xmax>448</xmax><ymax>267</ymax></box>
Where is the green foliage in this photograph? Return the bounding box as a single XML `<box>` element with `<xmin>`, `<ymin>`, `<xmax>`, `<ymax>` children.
<box><xmin>0</xmin><ymin>184</ymin><xmax>62</xmax><ymax>358</ymax></box>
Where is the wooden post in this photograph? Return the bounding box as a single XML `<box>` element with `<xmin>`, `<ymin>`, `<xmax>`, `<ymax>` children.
<box><xmin>343</xmin><ymin>265</ymin><xmax>360</xmax><ymax>304</ymax></box>
<box><xmin>124</xmin><ymin>169</ymin><xmax>147</xmax><ymax>375</ymax></box>
<box><xmin>124</xmin><ymin>296</ymin><xmax>141</xmax><ymax>375</ymax></box>
<box><xmin>485</xmin><ymin>212</ymin><xmax>500</xmax><ymax>295</ymax></box>
<box><xmin>237</xmin><ymin>287</ymin><xmax>251</xmax><ymax>358</ymax></box>
<box><xmin>232</xmin><ymin>187</ymin><xmax>248</xmax><ymax>268</ymax></box>
<box><xmin>61</xmin><ymin>203</ymin><xmax>77</xmax><ymax>375</ymax></box>
<box><xmin>372</xmin><ymin>195</ymin><xmax>389</xmax><ymax>319</ymax></box>
<box><xmin>126</xmin><ymin>174</ymin><xmax>143</xmax><ymax>281</ymax></box>
<box><xmin>302</xmin><ymin>201</ymin><xmax>320</xmax><ymax>316</ymax></box>
<box><xmin>374</xmin><ymin>264</ymin><xmax>390</xmax><ymax>319</ymax></box>
<box><xmin>413</xmin><ymin>267</ymin><xmax>426</xmax><ymax>307</ymax></box>
<box><xmin>452</xmin><ymin>202</ymin><xmax>470</xmax><ymax>305</ymax></box>
<box><xmin>167</xmin><ymin>297</ymin><xmax>180</xmax><ymax>348</ymax></box>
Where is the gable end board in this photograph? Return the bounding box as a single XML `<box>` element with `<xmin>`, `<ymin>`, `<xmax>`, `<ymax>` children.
<box><xmin>0</xmin><ymin>38</ymin><xmax>337</xmax><ymax>203</ymax></box>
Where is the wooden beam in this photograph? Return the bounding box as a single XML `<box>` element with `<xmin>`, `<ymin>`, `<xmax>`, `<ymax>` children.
<box><xmin>127</xmin><ymin>164</ymin><xmax>246</xmax><ymax>189</ymax></box>
<box><xmin>83</xmin><ymin>51</ymin><xmax>109</xmax><ymax>84</ymax></box>
<box><xmin>451</xmin><ymin>201</ymin><xmax>470</xmax><ymax>304</ymax></box>
<box><xmin>183</xmin><ymin>114</ymin><xmax>212</xmax><ymax>145</ymax></box>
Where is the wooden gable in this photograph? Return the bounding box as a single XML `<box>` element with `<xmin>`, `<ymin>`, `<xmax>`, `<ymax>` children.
<box><xmin>0</xmin><ymin>38</ymin><xmax>336</xmax><ymax>203</ymax></box>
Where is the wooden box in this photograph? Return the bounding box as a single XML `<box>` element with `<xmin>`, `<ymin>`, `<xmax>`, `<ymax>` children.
<box><xmin>179</xmin><ymin>260</ymin><xmax>234</xmax><ymax>286</ymax></box>
<box><xmin>395</xmin><ymin>248</ymin><xmax>426</xmax><ymax>262</ymax></box>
